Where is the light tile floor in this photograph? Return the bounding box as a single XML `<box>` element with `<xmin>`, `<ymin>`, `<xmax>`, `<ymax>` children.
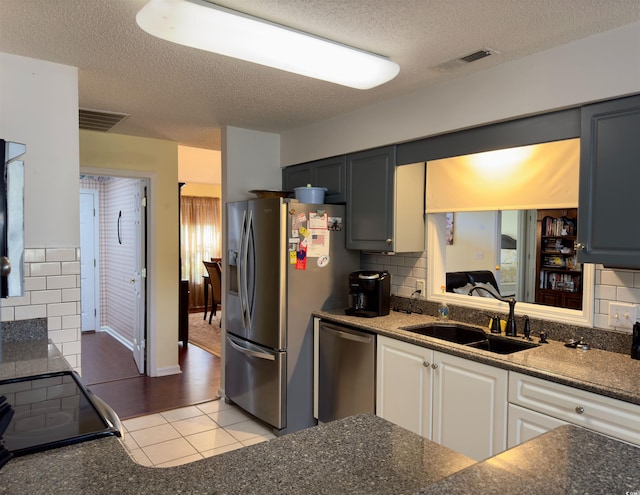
<box><xmin>119</xmin><ymin>399</ymin><xmax>276</xmax><ymax>468</ymax></box>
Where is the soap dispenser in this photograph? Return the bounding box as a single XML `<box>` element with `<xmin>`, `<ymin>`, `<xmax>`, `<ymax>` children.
<box><xmin>438</xmin><ymin>285</ymin><xmax>449</xmax><ymax>320</ymax></box>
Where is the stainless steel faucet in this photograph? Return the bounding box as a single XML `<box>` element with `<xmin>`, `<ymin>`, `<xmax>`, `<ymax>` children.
<box><xmin>468</xmin><ymin>285</ymin><xmax>517</xmax><ymax>336</ymax></box>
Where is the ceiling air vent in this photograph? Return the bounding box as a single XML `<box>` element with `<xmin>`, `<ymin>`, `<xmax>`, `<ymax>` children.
<box><xmin>79</xmin><ymin>108</ymin><xmax>130</xmax><ymax>132</ymax></box>
<box><xmin>435</xmin><ymin>47</ymin><xmax>498</xmax><ymax>71</ymax></box>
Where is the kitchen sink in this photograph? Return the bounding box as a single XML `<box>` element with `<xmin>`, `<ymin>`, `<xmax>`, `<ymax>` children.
<box><xmin>399</xmin><ymin>323</ymin><xmax>488</xmax><ymax>345</ymax></box>
<box><xmin>399</xmin><ymin>322</ymin><xmax>540</xmax><ymax>354</ymax></box>
<box><xmin>466</xmin><ymin>335</ymin><xmax>540</xmax><ymax>354</ymax></box>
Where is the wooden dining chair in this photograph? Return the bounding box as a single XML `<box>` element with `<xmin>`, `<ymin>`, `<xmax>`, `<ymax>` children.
<box><xmin>203</xmin><ymin>260</ymin><xmax>222</xmax><ymax>324</ymax></box>
<box><xmin>202</xmin><ymin>274</ymin><xmax>213</xmax><ymax>321</ymax></box>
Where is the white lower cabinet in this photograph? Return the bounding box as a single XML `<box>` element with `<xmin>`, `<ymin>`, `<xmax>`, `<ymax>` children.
<box><xmin>376</xmin><ymin>335</ymin><xmax>431</xmax><ymax>437</ymax></box>
<box><xmin>508</xmin><ymin>371</ymin><xmax>640</xmax><ymax>447</ymax></box>
<box><xmin>376</xmin><ymin>335</ymin><xmax>508</xmax><ymax>461</ymax></box>
<box><xmin>507</xmin><ymin>403</ymin><xmax>567</xmax><ymax>448</ymax></box>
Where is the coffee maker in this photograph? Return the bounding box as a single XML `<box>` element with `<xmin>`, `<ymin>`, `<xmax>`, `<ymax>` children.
<box><xmin>345</xmin><ymin>270</ymin><xmax>391</xmax><ymax>318</ymax></box>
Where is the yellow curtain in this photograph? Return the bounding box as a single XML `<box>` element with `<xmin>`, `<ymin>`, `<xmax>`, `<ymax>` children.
<box><xmin>180</xmin><ymin>195</ymin><xmax>221</xmax><ymax>308</ymax></box>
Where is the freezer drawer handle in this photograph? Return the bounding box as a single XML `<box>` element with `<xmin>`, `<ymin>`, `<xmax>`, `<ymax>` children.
<box><xmin>320</xmin><ymin>323</ymin><xmax>373</xmax><ymax>344</ymax></box>
<box><xmin>228</xmin><ymin>337</ymin><xmax>276</xmax><ymax>361</ymax></box>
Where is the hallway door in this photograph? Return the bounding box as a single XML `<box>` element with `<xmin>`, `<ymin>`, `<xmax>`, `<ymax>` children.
<box><xmin>132</xmin><ymin>181</ymin><xmax>147</xmax><ymax>374</ymax></box>
<box><xmin>80</xmin><ymin>190</ymin><xmax>99</xmax><ymax>332</ymax></box>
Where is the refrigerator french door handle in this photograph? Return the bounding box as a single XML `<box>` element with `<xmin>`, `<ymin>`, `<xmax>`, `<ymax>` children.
<box><xmin>238</xmin><ymin>209</ymin><xmax>249</xmax><ymax>329</ymax></box>
<box><xmin>227</xmin><ymin>336</ymin><xmax>276</xmax><ymax>361</ymax></box>
<box><xmin>236</xmin><ymin>210</ymin><xmax>245</xmax><ymax>327</ymax></box>
<box><xmin>320</xmin><ymin>323</ymin><xmax>373</xmax><ymax>344</ymax></box>
<box><xmin>243</xmin><ymin>210</ymin><xmax>253</xmax><ymax>329</ymax></box>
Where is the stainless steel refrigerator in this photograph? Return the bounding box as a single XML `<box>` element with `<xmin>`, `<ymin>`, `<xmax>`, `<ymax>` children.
<box><xmin>224</xmin><ymin>198</ymin><xmax>359</xmax><ymax>435</ymax></box>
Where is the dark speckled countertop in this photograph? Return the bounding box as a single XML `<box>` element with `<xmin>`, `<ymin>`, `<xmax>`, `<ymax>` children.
<box><xmin>0</xmin><ymin>413</ymin><xmax>474</xmax><ymax>495</ymax></box>
<box><xmin>419</xmin><ymin>424</ymin><xmax>640</xmax><ymax>495</ymax></box>
<box><xmin>313</xmin><ymin>309</ymin><xmax>640</xmax><ymax>406</ymax></box>
<box><xmin>2</xmin><ymin>327</ymin><xmax>640</xmax><ymax>494</ymax></box>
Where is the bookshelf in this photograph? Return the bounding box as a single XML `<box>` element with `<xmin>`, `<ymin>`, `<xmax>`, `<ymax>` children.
<box><xmin>535</xmin><ymin>208</ymin><xmax>582</xmax><ymax>310</ymax></box>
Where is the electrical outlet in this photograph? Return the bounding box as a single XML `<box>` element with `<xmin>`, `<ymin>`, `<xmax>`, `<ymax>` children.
<box><xmin>609</xmin><ymin>302</ymin><xmax>637</xmax><ymax>329</ymax></box>
<box><xmin>416</xmin><ymin>279</ymin><xmax>425</xmax><ymax>295</ymax></box>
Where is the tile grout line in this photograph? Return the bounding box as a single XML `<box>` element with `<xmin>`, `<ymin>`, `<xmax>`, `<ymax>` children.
<box><xmin>120</xmin><ymin>399</ymin><xmax>277</xmax><ymax>467</ymax></box>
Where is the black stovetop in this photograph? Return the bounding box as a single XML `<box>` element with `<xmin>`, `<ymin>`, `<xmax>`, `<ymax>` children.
<box><xmin>0</xmin><ymin>370</ymin><xmax>121</xmax><ymax>457</ymax></box>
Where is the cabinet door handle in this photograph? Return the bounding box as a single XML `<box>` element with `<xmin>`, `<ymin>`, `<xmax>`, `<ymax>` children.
<box><xmin>575</xmin><ymin>405</ymin><xmax>585</xmax><ymax>414</ymax></box>
<box><xmin>385</xmin><ymin>239</ymin><xmax>392</xmax><ymax>244</ymax></box>
<box><xmin>0</xmin><ymin>257</ymin><xmax>11</xmax><ymax>277</ymax></box>
<box><xmin>575</xmin><ymin>242</ymin><xmax>585</xmax><ymax>251</ymax></box>
<box><xmin>431</xmin><ymin>363</ymin><xmax>438</xmax><ymax>369</ymax></box>
<box><xmin>422</xmin><ymin>361</ymin><xmax>430</xmax><ymax>367</ymax></box>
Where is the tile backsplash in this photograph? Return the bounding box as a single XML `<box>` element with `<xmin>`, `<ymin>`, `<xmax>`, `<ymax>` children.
<box><xmin>1</xmin><ymin>246</ymin><xmax>638</xmax><ymax>371</ymax></box>
<box><xmin>0</xmin><ymin>247</ymin><xmax>81</xmax><ymax>372</ymax></box>
<box><xmin>361</xmin><ymin>251</ymin><xmax>640</xmax><ymax>334</ymax></box>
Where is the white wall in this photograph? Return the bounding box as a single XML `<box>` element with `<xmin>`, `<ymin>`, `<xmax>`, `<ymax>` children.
<box><xmin>446</xmin><ymin>212</ymin><xmax>498</xmax><ymax>272</ymax></box>
<box><xmin>222</xmin><ymin>126</ymin><xmax>281</xmax><ymax>203</ymax></box>
<box><xmin>0</xmin><ymin>53</ymin><xmax>82</xmax><ymax>369</ymax></box>
<box><xmin>280</xmin><ymin>21</ymin><xmax>640</xmax><ymax>165</ymax></box>
<box><xmin>0</xmin><ymin>53</ymin><xmax>80</xmax><ymax>246</ymax></box>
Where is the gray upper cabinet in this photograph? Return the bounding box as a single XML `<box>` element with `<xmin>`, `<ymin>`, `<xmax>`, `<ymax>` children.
<box><xmin>282</xmin><ymin>163</ymin><xmax>312</xmax><ymax>192</ymax></box>
<box><xmin>578</xmin><ymin>94</ymin><xmax>640</xmax><ymax>268</ymax></box>
<box><xmin>346</xmin><ymin>146</ymin><xmax>425</xmax><ymax>252</ymax></box>
<box><xmin>282</xmin><ymin>156</ymin><xmax>347</xmax><ymax>203</ymax></box>
<box><xmin>346</xmin><ymin>146</ymin><xmax>395</xmax><ymax>251</ymax></box>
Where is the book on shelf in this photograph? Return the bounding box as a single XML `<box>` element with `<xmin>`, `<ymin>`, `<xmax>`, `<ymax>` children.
<box><xmin>542</xmin><ymin>216</ymin><xmax>575</xmax><ymax>237</ymax></box>
<box><xmin>539</xmin><ymin>270</ymin><xmax>579</xmax><ymax>292</ymax></box>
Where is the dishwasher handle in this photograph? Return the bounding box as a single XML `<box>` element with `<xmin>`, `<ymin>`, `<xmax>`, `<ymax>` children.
<box><xmin>319</xmin><ymin>322</ymin><xmax>373</xmax><ymax>344</ymax></box>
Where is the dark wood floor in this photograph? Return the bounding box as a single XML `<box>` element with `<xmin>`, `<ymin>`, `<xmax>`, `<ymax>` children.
<box><xmin>82</xmin><ymin>331</ymin><xmax>221</xmax><ymax>421</ymax></box>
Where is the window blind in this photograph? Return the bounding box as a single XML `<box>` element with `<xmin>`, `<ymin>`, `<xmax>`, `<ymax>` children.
<box><xmin>426</xmin><ymin>138</ymin><xmax>579</xmax><ymax>212</ymax></box>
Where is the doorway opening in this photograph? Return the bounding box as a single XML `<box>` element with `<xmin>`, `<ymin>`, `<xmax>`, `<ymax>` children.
<box><xmin>79</xmin><ymin>175</ymin><xmax>148</xmax><ymax>382</ymax></box>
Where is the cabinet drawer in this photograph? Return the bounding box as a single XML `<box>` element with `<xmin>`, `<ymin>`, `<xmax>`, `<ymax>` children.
<box><xmin>507</xmin><ymin>403</ymin><xmax>567</xmax><ymax>448</ymax></box>
<box><xmin>509</xmin><ymin>372</ymin><xmax>640</xmax><ymax>446</ymax></box>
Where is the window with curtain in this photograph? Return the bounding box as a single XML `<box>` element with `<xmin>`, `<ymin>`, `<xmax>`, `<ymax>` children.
<box><xmin>180</xmin><ymin>195</ymin><xmax>221</xmax><ymax>308</ymax></box>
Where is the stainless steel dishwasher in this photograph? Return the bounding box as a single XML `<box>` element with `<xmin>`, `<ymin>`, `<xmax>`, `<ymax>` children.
<box><xmin>317</xmin><ymin>321</ymin><xmax>376</xmax><ymax>423</ymax></box>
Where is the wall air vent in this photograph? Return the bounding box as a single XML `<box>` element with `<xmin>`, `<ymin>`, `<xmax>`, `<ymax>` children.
<box><xmin>435</xmin><ymin>47</ymin><xmax>498</xmax><ymax>71</ymax></box>
<box><xmin>79</xmin><ymin>108</ymin><xmax>130</xmax><ymax>132</ymax></box>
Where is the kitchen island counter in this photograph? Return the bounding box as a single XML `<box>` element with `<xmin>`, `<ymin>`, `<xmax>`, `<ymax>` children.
<box><xmin>0</xmin><ymin>413</ymin><xmax>474</xmax><ymax>495</ymax></box>
<box><xmin>3</xmin><ymin>413</ymin><xmax>639</xmax><ymax>495</ymax></box>
<box><xmin>2</xmin><ymin>336</ymin><xmax>639</xmax><ymax>494</ymax></box>
<box><xmin>420</xmin><ymin>424</ymin><xmax>640</xmax><ymax>495</ymax></box>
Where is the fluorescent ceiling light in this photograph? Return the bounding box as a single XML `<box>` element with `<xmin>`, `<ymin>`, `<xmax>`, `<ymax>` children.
<box><xmin>136</xmin><ymin>0</ymin><xmax>400</xmax><ymax>90</ymax></box>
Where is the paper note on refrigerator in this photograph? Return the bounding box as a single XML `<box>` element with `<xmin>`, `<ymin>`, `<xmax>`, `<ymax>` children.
<box><xmin>291</xmin><ymin>212</ymin><xmax>307</xmax><ymax>236</ymax></box>
<box><xmin>309</xmin><ymin>211</ymin><xmax>328</xmax><ymax>229</ymax></box>
<box><xmin>307</xmin><ymin>229</ymin><xmax>330</xmax><ymax>258</ymax></box>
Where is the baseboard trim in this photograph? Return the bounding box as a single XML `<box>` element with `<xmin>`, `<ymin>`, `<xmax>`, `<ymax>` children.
<box><xmin>155</xmin><ymin>365</ymin><xmax>182</xmax><ymax>377</ymax></box>
<box><xmin>100</xmin><ymin>326</ymin><xmax>133</xmax><ymax>352</ymax></box>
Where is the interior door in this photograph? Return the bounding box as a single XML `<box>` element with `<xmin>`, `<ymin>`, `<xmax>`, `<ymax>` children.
<box><xmin>79</xmin><ymin>191</ymin><xmax>99</xmax><ymax>332</ymax></box>
<box><xmin>131</xmin><ymin>181</ymin><xmax>147</xmax><ymax>374</ymax></box>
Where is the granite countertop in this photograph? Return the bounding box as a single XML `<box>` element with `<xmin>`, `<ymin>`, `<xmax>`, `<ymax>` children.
<box><xmin>2</xmin><ymin>413</ymin><xmax>639</xmax><ymax>495</ymax></box>
<box><xmin>419</xmin><ymin>424</ymin><xmax>640</xmax><ymax>495</ymax></box>
<box><xmin>0</xmin><ymin>414</ymin><xmax>475</xmax><ymax>495</ymax></box>
<box><xmin>314</xmin><ymin>309</ymin><xmax>640</xmax><ymax>406</ymax></box>
<box><xmin>0</xmin><ymin>340</ymin><xmax>71</xmax><ymax>381</ymax></box>
<box><xmin>1</xmin><ymin>331</ymin><xmax>640</xmax><ymax>494</ymax></box>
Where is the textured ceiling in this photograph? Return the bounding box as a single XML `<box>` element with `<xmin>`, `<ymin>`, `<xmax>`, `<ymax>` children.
<box><xmin>1</xmin><ymin>0</ymin><xmax>639</xmax><ymax>151</ymax></box>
